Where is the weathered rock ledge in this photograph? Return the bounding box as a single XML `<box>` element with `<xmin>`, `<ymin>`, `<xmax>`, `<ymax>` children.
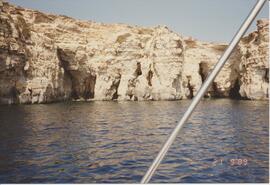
<box><xmin>0</xmin><ymin>1</ymin><xmax>268</xmax><ymax>104</ymax></box>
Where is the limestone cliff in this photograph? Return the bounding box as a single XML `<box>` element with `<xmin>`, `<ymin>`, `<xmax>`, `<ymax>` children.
<box><xmin>0</xmin><ymin>1</ymin><xmax>268</xmax><ymax>104</ymax></box>
<box><xmin>183</xmin><ymin>19</ymin><xmax>269</xmax><ymax>100</ymax></box>
<box><xmin>238</xmin><ymin>19</ymin><xmax>269</xmax><ymax>100</ymax></box>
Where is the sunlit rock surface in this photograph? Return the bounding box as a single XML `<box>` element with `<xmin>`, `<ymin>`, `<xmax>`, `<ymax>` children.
<box><xmin>0</xmin><ymin>1</ymin><xmax>268</xmax><ymax>104</ymax></box>
<box><xmin>237</xmin><ymin>19</ymin><xmax>269</xmax><ymax>100</ymax></box>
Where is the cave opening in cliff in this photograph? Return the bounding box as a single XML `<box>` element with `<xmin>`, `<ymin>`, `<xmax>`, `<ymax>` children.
<box><xmin>57</xmin><ymin>48</ymin><xmax>80</xmax><ymax>100</ymax></box>
<box><xmin>9</xmin><ymin>86</ymin><xmax>20</xmax><ymax>103</ymax></box>
<box><xmin>265</xmin><ymin>68</ymin><xmax>269</xmax><ymax>83</ymax></box>
<box><xmin>199</xmin><ymin>62</ymin><xmax>208</xmax><ymax>82</ymax></box>
<box><xmin>134</xmin><ymin>62</ymin><xmax>142</xmax><ymax>77</ymax></box>
<box><xmin>112</xmin><ymin>92</ymin><xmax>118</xmax><ymax>100</ymax></box>
<box><xmin>83</xmin><ymin>75</ymin><xmax>96</xmax><ymax>99</ymax></box>
<box><xmin>71</xmin><ymin>89</ymin><xmax>79</xmax><ymax>100</ymax></box>
<box><xmin>188</xmin><ymin>84</ymin><xmax>194</xmax><ymax>99</ymax></box>
<box><xmin>186</xmin><ymin>76</ymin><xmax>194</xmax><ymax>99</ymax></box>
<box><xmin>212</xmin><ymin>82</ymin><xmax>221</xmax><ymax>98</ymax></box>
<box><xmin>112</xmin><ymin>77</ymin><xmax>121</xmax><ymax>100</ymax></box>
<box><xmin>147</xmin><ymin>69</ymin><xmax>153</xmax><ymax>86</ymax></box>
<box><xmin>229</xmin><ymin>79</ymin><xmax>242</xmax><ymax>99</ymax></box>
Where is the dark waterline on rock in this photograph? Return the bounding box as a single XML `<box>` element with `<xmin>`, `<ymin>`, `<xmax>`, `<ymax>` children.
<box><xmin>0</xmin><ymin>100</ymin><xmax>268</xmax><ymax>183</ymax></box>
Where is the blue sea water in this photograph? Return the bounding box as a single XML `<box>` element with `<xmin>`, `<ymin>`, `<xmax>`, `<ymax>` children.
<box><xmin>0</xmin><ymin>99</ymin><xmax>268</xmax><ymax>183</ymax></box>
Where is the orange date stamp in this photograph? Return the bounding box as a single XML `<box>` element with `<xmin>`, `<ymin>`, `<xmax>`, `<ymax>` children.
<box><xmin>213</xmin><ymin>158</ymin><xmax>248</xmax><ymax>166</ymax></box>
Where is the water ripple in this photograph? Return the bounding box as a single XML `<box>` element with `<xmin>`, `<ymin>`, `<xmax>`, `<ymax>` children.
<box><xmin>0</xmin><ymin>100</ymin><xmax>268</xmax><ymax>183</ymax></box>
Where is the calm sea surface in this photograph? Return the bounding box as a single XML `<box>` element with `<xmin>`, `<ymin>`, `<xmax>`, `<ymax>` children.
<box><xmin>0</xmin><ymin>99</ymin><xmax>268</xmax><ymax>183</ymax></box>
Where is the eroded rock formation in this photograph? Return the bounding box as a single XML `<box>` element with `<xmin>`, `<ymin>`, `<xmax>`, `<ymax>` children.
<box><xmin>0</xmin><ymin>1</ymin><xmax>268</xmax><ymax>104</ymax></box>
<box><xmin>237</xmin><ymin>19</ymin><xmax>269</xmax><ymax>100</ymax></box>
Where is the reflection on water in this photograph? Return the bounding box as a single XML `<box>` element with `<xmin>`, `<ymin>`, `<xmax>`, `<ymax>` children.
<box><xmin>0</xmin><ymin>99</ymin><xmax>268</xmax><ymax>183</ymax></box>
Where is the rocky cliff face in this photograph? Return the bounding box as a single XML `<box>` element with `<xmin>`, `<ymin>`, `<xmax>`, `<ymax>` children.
<box><xmin>238</xmin><ymin>19</ymin><xmax>269</xmax><ymax>100</ymax></box>
<box><xmin>0</xmin><ymin>1</ymin><xmax>268</xmax><ymax>104</ymax></box>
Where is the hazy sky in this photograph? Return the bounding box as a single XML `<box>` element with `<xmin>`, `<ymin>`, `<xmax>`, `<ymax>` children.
<box><xmin>7</xmin><ymin>0</ymin><xmax>269</xmax><ymax>42</ymax></box>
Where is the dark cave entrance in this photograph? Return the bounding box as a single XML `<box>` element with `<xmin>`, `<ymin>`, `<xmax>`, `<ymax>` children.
<box><xmin>199</xmin><ymin>62</ymin><xmax>208</xmax><ymax>82</ymax></box>
<box><xmin>83</xmin><ymin>75</ymin><xmax>96</xmax><ymax>99</ymax></box>
<box><xmin>229</xmin><ymin>79</ymin><xmax>242</xmax><ymax>99</ymax></box>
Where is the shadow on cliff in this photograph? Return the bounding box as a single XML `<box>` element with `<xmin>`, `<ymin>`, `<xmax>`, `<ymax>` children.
<box><xmin>57</xmin><ymin>48</ymin><xmax>96</xmax><ymax>101</ymax></box>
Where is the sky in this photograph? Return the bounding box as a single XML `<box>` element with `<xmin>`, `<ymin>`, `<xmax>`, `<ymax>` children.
<box><xmin>7</xmin><ymin>0</ymin><xmax>269</xmax><ymax>43</ymax></box>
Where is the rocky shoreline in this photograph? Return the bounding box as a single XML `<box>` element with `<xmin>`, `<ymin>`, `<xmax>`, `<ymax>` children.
<box><xmin>0</xmin><ymin>1</ymin><xmax>269</xmax><ymax>104</ymax></box>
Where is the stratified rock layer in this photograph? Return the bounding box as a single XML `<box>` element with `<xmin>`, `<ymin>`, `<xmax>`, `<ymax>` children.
<box><xmin>0</xmin><ymin>1</ymin><xmax>268</xmax><ymax>104</ymax></box>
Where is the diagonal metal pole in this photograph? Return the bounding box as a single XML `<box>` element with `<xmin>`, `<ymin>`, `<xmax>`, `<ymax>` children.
<box><xmin>141</xmin><ymin>0</ymin><xmax>267</xmax><ymax>183</ymax></box>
